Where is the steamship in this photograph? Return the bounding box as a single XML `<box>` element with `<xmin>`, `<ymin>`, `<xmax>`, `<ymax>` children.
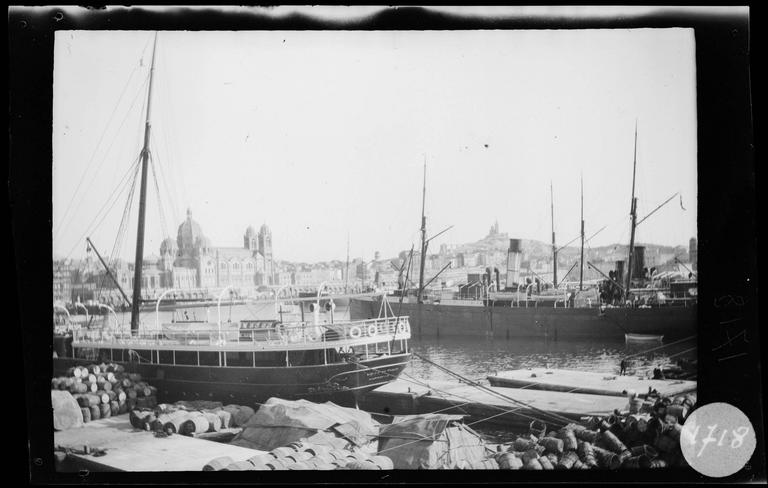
<box><xmin>351</xmin><ymin>131</ymin><xmax>697</xmax><ymax>341</ymax></box>
<box><xmin>53</xmin><ymin>33</ymin><xmax>411</xmax><ymax>406</ymax></box>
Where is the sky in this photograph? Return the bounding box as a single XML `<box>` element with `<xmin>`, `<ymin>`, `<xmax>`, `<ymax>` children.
<box><xmin>52</xmin><ymin>28</ymin><xmax>697</xmax><ymax>264</ymax></box>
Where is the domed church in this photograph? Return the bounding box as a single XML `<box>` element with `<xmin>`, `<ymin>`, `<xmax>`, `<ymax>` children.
<box><xmin>157</xmin><ymin>208</ymin><xmax>275</xmax><ymax>290</ymax></box>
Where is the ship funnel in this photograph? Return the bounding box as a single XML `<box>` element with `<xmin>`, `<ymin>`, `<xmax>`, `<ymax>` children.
<box><xmin>506</xmin><ymin>239</ymin><xmax>522</xmax><ymax>289</ymax></box>
<box><xmin>632</xmin><ymin>246</ymin><xmax>646</xmax><ymax>282</ymax></box>
<box><xmin>615</xmin><ymin>260</ymin><xmax>625</xmax><ymax>284</ymax></box>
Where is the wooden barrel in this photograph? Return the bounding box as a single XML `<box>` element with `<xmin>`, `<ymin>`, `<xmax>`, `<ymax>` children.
<box><xmin>538</xmin><ymin>455</ymin><xmax>555</xmax><ymax>470</ymax></box>
<box><xmin>523</xmin><ymin>458</ymin><xmax>543</xmax><ymax>470</ymax></box>
<box><xmin>109</xmin><ymin>401</ymin><xmax>120</xmax><ymax>416</ymax></box>
<box><xmin>330</xmin><ymin>458</ymin><xmax>349</xmax><ymax>469</ymax></box>
<box><xmin>286</xmin><ymin>451</ymin><xmax>314</xmax><ymax>463</ymax></box>
<box><xmin>497</xmin><ymin>453</ymin><xmax>523</xmax><ymax>470</ymax></box>
<box><xmin>102</xmin><ymin>381</ymin><xmax>112</xmax><ymax>392</ymax></box>
<box><xmin>561</xmin><ymin>429</ymin><xmax>578</xmax><ymax>451</ymax></box>
<box><xmin>345</xmin><ymin>459</ymin><xmax>379</xmax><ymax>470</ymax></box>
<box><xmin>106</xmin><ymin>372</ymin><xmax>116</xmax><ymax>383</ymax></box>
<box><xmin>538</xmin><ymin>437</ymin><xmax>564</xmax><ymax>454</ymax></box>
<box><xmin>116</xmin><ymin>390</ymin><xmax>127</xmax><ymax>403</ymax></box>
<box><xmin>574</xmin><ymin>428</ymin><xmax>599</xmax><ymax>443</ymax></box>
<box><xmin>577</xmin><ymin>441</ymin><xmax>598</xmax><ymax>467</ymax></box>
<box><xmin>128</xmin><ymin>373</ymin><xmax>142</xmax><ymax>382</ymax></box>
<box><xmin>306</xmin><ymin>459</ymin><xmax>336</xmax><ymax>470</ymax></box>
<box><xmin>649</xmin><ymin>458</ymin><xmax>668</xmax><ymax>468</ymax></box>
<box><xmin>215</xmin><ymin>409</ymin><xmax>232</xmax><ymax>428</ymax></box>
<box><xmin>122</xmin><ymin>378</ymin><xmax>132</xmax><ymax>388</ymax></box>
<box><xmin>556</xmin><ymin>451</ymin><xmax>579</xmax><ymax>470</ymax></box>
<box><xmin>521</xmin><ymin>449</ymin><xmax>540</xmax><ymax>464</ymax></box>
<box><xmin>665</xmin><ymin>423</ymin><xmax>682</xmax><ymax>442</ymax></box>
<box><xmin>368</xmin><ymin>456</ymin><xmax>394</xmax><ymax>470</ymax></box>
<box><xmin>75</xmin><ymin>396</ymin><xmax>90</xmax><ymax>408</ymax></box>
<box><xmin>529</xmin><ymin>420</ymin><xmax>547</xmax><ymax>439</ymax></box>
<box><xmin>203</xmin><ymin>412</ymin><xmax>221</xmax><ymax>432</ymax></box>
<box><xmin>73</xmin><ymin>383</ymin><xmax>88</xmax><ymax>394</ymax></box>
<box><xmin>598</xmin><ymin>430</ymin><xmax>628</xmax><ymax>454</ymax></box>
<box><xmin>127</xmin><ymin>388</ymin><xmax>138</xmax><ymax>400</ymax></box>
<box><xmin>306</xmin><ymin>445</ymin><xmax>331</xmax><ymax>457</ymax></box>
<box><xmin>328</xmin><ymin>450</ymin><xmax>350</xmax><ymax>461</ymax></box>
<box><xmin>181</xmin><ymin>415</ymin><xmax>209</xmax><ymax>435</ymax></box>
<box><xmin>592</xmin><ymin>446</ymin><xmax>621</xmax><ymax>469</ymax></box>
<box><xmin>98</xmin><ymin>403</ymin><xmax>111</xmax><ymax>418</ymax></box>
<box><xmin>95</xmin><ymin>391</ymin><xmax>109</xmax><ymax>404</ymax></box>
<box><xmin>105</xmin><ymin>390</ymin><xmax>117</xmax><ymax>402</ymax></box>
<box><xmin>88</xmin><ymin>365</ymin><xmax>100</xmax><ymax>375</ymax></box>
<box><xmin>96</xmin><ymin>375</ymin><xmax>106</xmax><ymax>386</ymax></box>
<box><xmin>89</xmin><ymin>404</ymin><xmax>101</xmax><ymax>421</ymax></box>
<box><xmin>84</xmin><ymin>394</ymin><xmax>101</xmax><ymax>407</ymax></box>
<box><xmin>118</xmin><ymin>401</ymin><xmax>128</xmax><ymax>415</ymax></box>
<box><xmin>270</xmin><ymin>447</ymin><xmax>295</xmax><ymax>459</ymax></box>
<box><xmin>80</xmin><ymin>407</ymin><xmax>91</xmax><ymax>423</ymax></box>
<box><xmin>162</xmin><ymin>411</ymin><xmax>190</xmax><ymax>434</ymax></box>
<box><xmin>88</xmin><ymin>382</ymin><xmax>98</xmax><ymax>393</ymax></box>
<box><xmin>666</xmin><ymin>405</ymin><xmax>687</xmax><ymax>424</ymax></box>
<box><xmin>513</xmin><ymin>437</ymin><xmax>537</xmax><ymax>451</ymax></box>
<box><xmin>71</xmin><ymin>367</ymin><xmax>82</xmax><ymax>379</ymax></box>
<box><xmin>203</xmin><ymin>456</ymin><xmax>234</xmax><ymax>471</ymax></box>
<box><xmin>265</xmin><ymin>458</ymin><xmax>289</xmax><ymax>470</ymax></box>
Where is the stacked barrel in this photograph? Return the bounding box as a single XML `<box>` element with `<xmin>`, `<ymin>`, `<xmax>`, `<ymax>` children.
<box><xmin>203</xmin><ymin>443</ymin><xmax>393</xmax><ymax>471</ymax></box>
<box><xmin>129</xmin><ymin>402</ymin><xmax>256</xmax><ymax>436</ymax></box>
<box><xmin>492</xmin><ymin>392</ymin><xmax>697</xmax><ymax>470</ymax></box>
<box><xmin>51</xmin><ymin>364</ymin><xmax>158</xmax><ymax>423</ymax></box>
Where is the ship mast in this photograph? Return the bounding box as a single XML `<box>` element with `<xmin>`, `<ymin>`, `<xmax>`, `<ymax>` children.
<box><xmin>417</xmin><ymin>159</ymin><xmax>427</xmax><ymax>303</ymax></box>
<box><xmin>344</xmin><ymin>233</ymin><xmax>350</xmax><ymax>293</ymax></box>
<box><xmin>130</xmin><ymin>32</ymin><xmax>159</xmax><ymax>334</ymax></box>
<box><xmin>551</xmin><ymin>181</ymin><xmax>557</xmax><ymax>289</ymax></box>
<box><xmin>625</xmin><ymin>122</ymin><xmax>639</xmax><ymax>300</ymax></box>
<box><xmin>579</xmin><ymin>174</ymin><xmax>585</xmax><ymax>291</ymax></box>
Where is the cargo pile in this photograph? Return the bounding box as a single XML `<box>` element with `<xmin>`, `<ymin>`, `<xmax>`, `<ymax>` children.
<box><xmin>129</xmin><ymin>401</ymin><xmax>255</xmax><ymax>436</ymax></box>
<box><xmin>204</xmin><ymin>442</ymin><xmax>394</xmax><ymax>471</ymax></box>
<box><xmin>51</xmin><ymin>363</ymin><xmax>158</xmax><ymax>423</ymax></box>
<box><xmin>491</xmin><ymin>392</ymin><xmax>697</xmax><ymax>470</ymax></box>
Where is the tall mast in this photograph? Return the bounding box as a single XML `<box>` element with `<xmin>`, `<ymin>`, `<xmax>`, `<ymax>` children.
<box><xmin>417</xmin><ymin>158</ymin><xmax>427</xmax><ymax>303</ymax></box>
<box><xmin>579</xmin><ymin>174</ymin><xmax>585</xmax><ymax>291</ymax></box>
<box><xmin>130</xmin><ymin>32</ymin><xmax>159</xmax><ymax>334</ymax></box>
<box><xmin>625</xmin><ymin>121</ymin><xmax>639</xmax><ymax>299</ymax></box>
<box><xmin>551</xmin><ymin>181</ymin><xmax>557</xmax><ymax>288</ymax></box>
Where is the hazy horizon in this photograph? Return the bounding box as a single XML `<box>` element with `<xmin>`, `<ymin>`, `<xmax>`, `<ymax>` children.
<box><xmin>53</xmin><ymin>29</ymin><xmax>697</xmax><ymax>264</ymax></box>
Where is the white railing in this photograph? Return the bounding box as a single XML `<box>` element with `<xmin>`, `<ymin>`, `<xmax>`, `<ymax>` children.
<box><xmin>73</xmin><ymin>316</ymin><xmax>411</xmax><ymax>350</ymax></box>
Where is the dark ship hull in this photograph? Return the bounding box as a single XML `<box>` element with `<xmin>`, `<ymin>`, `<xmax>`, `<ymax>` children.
<box><xmin>351</xmin><ymin>297</ymin><xmax>696</xmax><ymax>340</ymax></box>
<box><xmin>53</xmin><ymin>353</ymin><xmax>409</xmax><ymax>407</ymax></box>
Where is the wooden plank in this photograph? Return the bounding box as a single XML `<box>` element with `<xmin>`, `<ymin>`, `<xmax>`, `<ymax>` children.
<box><xmin>54</xmin><ymin>414</ymin><xmax>264</xmax><ymax>471</ymax></box>
<box><xmin>487</xmin><ymin>368</ymin><xmax>697</xmax><ymax>398</ymax></box>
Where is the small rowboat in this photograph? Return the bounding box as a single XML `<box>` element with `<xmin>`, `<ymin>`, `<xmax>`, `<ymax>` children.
<box><xmin>625</xmin><ymin>333</ymin><xmax>664</xmax><ymax>343</ymax></box>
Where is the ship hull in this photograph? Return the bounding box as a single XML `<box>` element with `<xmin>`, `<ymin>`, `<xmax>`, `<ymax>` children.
<box><xmin>352</xmin><ymin>298</ymin><xmax>697</xmax><ymax>340</ymax></box>
<box><xmin>53</xmin><ymin>353</ymin><xmax>410</xmax><ymax>407</ymax></box>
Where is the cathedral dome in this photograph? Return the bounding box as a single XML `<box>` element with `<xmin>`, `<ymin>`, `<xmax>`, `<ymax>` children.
<box><xmin>245</xmin><ymin>225</ymin><xmax>256</xmax><ymax>237</ymax></box>
<box><xmin>177</xmin><ymin>208</ymin><xmax>205</xmax><ymax>252</ymax></box>
<box><xmin>259</xmin><ymin>223</ymin><xmax>271</xmax><ymax>235</ymax></box>
<box><xmin>160</xmin><ymin>237</ymin><xmax>177</xmax><ymax>255</ymax></box>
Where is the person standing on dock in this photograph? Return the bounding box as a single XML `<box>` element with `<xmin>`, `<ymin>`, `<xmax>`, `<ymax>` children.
<box><xmin>620</xmin><ymin>358</ymin><xmax>628</xmax><ymax>375</ymax></box>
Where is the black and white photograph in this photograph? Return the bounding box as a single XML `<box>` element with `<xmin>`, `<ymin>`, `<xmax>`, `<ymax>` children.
<box><xmin>9</xmin><ymin>5</ymin><xmax>762</xmax><ymax>484</ymax></box>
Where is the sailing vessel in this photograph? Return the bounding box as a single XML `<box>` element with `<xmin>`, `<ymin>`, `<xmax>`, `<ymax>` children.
<box><xmin>351</xmin><ymin>131</ymin><xmax>697</xmax><ymax>341</ymax></box>
<box><xmin>53</xmin><ymin>33</ymin><xmax>411</xmax><ymax>407</ymax></box>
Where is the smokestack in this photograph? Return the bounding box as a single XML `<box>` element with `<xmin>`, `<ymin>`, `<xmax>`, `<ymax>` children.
<box><xmin>494</xmin><ymin>268</ymin><xmax>500</xmax><ymax>291</ymax></box>
<box><xmin>615</xmin><ymin>260</ymin><xmax>625</xmax><ymax>284</ymax></box>
<box><xmin>632</xmin><ymin>246</ymin><xmax>645</xmax><ymax>283</ymax></box>
<box><xmin>506</xmin><ymin>239</ymin><xmax>522</xmax><ymax>288</ymax></box>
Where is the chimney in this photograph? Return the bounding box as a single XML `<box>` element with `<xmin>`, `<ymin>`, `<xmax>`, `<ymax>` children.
<box><xmin>506</xmin><ymin>239</ymin><xmax>522</xmax><ymax>289</ymax></box>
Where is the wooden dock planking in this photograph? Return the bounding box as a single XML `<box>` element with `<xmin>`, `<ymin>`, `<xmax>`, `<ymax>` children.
<box><xmin>487</xmin><ymin>368</ymin><xmax>697</xmax><ymax>398</ymax></box>
<box><xmin>54</xmin><ymin>414</ymin><xmax>263</xmax><ymax>471</ymax></box>
<box><xmin>359</xmin><ymin>379</ymin><xmax>628</xmax><ymax>431</ymax></box>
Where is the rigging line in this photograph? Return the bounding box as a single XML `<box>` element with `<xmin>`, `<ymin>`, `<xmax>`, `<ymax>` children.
<box><xmin>623</xmin><ymin>335</ymin><xmax>697</xmax><ymax>360</ymax></box>
<box><xmin>98</xmin><ymin>165</ymin><xmax>139</xmax><ymax>300</ymax></box>
<box><xmin>62</xmin><ymin>156</ymin><xmax>142</xmax><ymax>260</ymax></box>
<box><xmin>55</xmin><ymin>56</ymin><xmax>145</xmax><ymax>239</ymax></box>
<box><xmin>109</xmin><ymin>159</ymin><xmax>141</xmax><ymax>268</ymax></box>
<box><xmin>149</xmin><ymin>132</ymin><xmax>181</xmax><ymax>228</ymax></box>
<box><xmin>55</xmin><ymin>73</ymin><xmax>151</xmax><ymax>241</ymax></box>
<box><xmin>149</xmin><ymin>154</ymin><xmax>170</xmax><ymax>241</ymax></box>
<box><xmin>412</xmin><ymin>352</ymin><xmax>575</xmax><ymax>426</ymax></box>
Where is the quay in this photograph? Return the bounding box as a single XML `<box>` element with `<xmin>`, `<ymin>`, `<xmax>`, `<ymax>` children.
<box><xmin>487</xmin><ymin>368</ymin><xmax>697</xmax><ymax>398</ymax></box>
<box><xmin>54</xmin><ymin>414</ymin><xmax>262</xmax><ymax>472</ymax></box>
<box><xmin>358</xmin><ymin>378</ymin><xmax>628</xmax><ymax>432</ymax></box>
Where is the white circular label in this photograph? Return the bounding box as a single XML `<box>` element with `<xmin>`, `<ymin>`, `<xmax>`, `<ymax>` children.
<box><xmin>680</xmin><ymin>402</ymin><xmax>756</xmax><ymax>478</ymax></box>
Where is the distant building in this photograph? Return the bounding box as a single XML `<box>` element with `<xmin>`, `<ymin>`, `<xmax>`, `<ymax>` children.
<box><xmin>53</xmin><ymin>260</ymin><xmax>73</xmax><ymax>304</ymax></box>
<box><xmin>689</xmin><ymin>237</ymin><xmax>698</xmax><ymax>271</ymax></box>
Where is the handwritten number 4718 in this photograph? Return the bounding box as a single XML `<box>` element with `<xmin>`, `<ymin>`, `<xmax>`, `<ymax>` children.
<box><xmin>686</xmin><ymin>424</ymin><xmax>750</xmax><ymax>457</ymax></box>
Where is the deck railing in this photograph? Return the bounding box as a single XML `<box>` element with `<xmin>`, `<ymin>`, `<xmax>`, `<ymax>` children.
<box><xmin>72</xmin><ymin>316</ymin><xmax>411</xmax><ymax>349</ymax></box>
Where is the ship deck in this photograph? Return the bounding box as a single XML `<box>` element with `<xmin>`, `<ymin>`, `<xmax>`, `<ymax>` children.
<box><xmin>487</xmin><ymin>368</ymin><xmax>697</xmax><ymax>398</ymax></box>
